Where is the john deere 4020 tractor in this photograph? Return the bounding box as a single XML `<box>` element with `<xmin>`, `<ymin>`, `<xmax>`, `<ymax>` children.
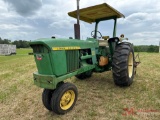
<box><xmin>30</xmin><ymin>3</ymin><xmax>139</xmax><ymax>114</ymax></box>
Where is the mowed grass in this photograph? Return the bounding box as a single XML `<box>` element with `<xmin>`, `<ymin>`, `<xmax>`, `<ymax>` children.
<box><xmin>0</xmin><ymin>48</ymin><xmax>32</xmax><ymax>62</ymax></box>
<box><xmin>16</xmin><ymin>48</ymin><xmax>33</xmax><ymax>55</ymax></box>
<box><xmin>0</xmin><ymin>51</ymin><xmax>160</xmax><ymax>120</ymax></box>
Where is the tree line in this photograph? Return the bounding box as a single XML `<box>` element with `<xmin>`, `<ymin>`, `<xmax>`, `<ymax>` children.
<box><xmin>134</xmin><ymin>45</ymin><xmax>159</xmax><ymax>53</ymax></box>
<box><xmin>0</xmin><ymin>37</ymin><xmax>30</xmax><ymax>48</ymax></box>
<box><xmin>0</xmin><ymin>37</ymin><xmax>159</xmax><ymax>52</ymax></box>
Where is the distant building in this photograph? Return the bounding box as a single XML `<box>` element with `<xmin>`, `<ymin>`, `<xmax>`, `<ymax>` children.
<box><xmin>0</xmin><ymin>44</ymin><xmax>16</xmax><ymax>55</ymax></box>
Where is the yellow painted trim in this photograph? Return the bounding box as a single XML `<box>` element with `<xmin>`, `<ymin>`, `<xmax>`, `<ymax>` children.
<box><xmin>128</xmin><ymin>52</ymin><xmax>133</xmax><ymax>78</ymax></box>
<box><xmin>92</xmin><ymin>51</ymin><xmax>95</xmax><ymax>55</ymax></box>
<box><xmin>52</xmin><ymin>46</ymin><xmax>80</xmax><ymax>50</ymax></box>
<box><xmin>60</xmin><ymin>90</ymin><xmax>75</xmax><ymax>110</ymax></box>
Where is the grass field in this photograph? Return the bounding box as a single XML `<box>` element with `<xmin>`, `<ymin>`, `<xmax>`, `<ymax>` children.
<box><xmin>0</xmin><ymin>50</ymin><xmax>160</xmax><ymax>120</ymax></box>
<box><xmin>16</xmin><ymin>48</ymin><xmax>33</xmax><ymax>55</ymax></box>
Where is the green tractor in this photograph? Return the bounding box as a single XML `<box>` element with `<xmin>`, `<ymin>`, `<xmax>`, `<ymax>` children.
<box><xmin>30</xmin><ymin>3</ymin><xmax>139</xmax><ymax>115</ymax></box>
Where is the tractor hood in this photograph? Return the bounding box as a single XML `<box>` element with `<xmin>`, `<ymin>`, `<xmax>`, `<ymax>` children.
<box><xmin>68</xmin><ymin>3</ymin><xmax>125</xmax><ymax>23</ymax></box>
<box><xmin>30</xmin><ymin>38</ymin><xmax>99</xmax><ymax>50</ymax></box>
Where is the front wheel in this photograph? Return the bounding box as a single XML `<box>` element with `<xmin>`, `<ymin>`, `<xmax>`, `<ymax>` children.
<box><xmin>112</xmin><ymin>43</ymin><xmax>135</xmax><ymax>86</ymax></box>
<box><xmin>42</xmin><ymin>89</ymin><xmax>54</xmax><ymax>111</ymax></box>
<box><xmin>51</xmin><ymin>82</ymin><xmax>78</xmax><ymax>114</ymax></box>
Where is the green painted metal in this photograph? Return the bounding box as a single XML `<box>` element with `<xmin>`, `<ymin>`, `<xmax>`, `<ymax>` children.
<box><xmin>30</xmin><ymin>38</ymin><xmax>99</xmax><ymax>77</ymax></box>
<box><xmin>113</xmin><ymin>18</ymin><xmax>117</xmax><ymax>37</ymax></box>
<box><xmin>108</xmin><ymin>42</ymin><xmax>114</xmax><ymax>58</ymax></box>
<box><xmin>33</xmin><ymin>64</ymin><xmax>95</xmax><ymax>89</ymax></box>
<box><xmin>33</xmin><ymin>72</ymin><xmax>55</xmax><ymax>89</ymax></box>
<box><xmin>81</xmin><ymin>55</ymin><xmax>93</xmax><ymax>60</ymax></box>
<box><xmin>94</xmin><ymin>21</ymin><xmax>99</xmax><ymax>38</ymax></box>
<box><xmin>108</xmin><ymin>37</ymin><xmax>119</xmax><ymax>60</ymax></box>
<box><xmin>91</xmin><ymin>48</ymin><xmax>97</xmax><ymax>64</ymax></box>
<box><xmin>30</xmin><ymin>37</ymin><xmax>100</xmax><ymax>89</ymax></box>
<box><xmin>32</xmin><ymin>45</ymin><xmax>53</xmax><ymax>75</ymax></box>
<box><xmin>51</xmin><ymin>50</ymin><xmax>67</xmax><ymax>76</ymax></box>
<box><xmin>30</xmin><ymin>3</ymin><xmax>124</xmax><ymax>90</ymax></box>
<box><xmin>30</xmin><ymin>35</ymin><xmax>118</xmax><ymax>89</ymax></box>
<box><xmin>66</xmin><ymin>50</ymin><xmax>79</xmax><ymax>72</ymax></box>
<box><xmin>31</xmin><ymin>38</ymin><xmax>98</xmax><ymax>49</ymax></box>
<box><xmin>94</xmin><ymin>17</ymin><xmax>117</xmax><ymax>39</ymax></box>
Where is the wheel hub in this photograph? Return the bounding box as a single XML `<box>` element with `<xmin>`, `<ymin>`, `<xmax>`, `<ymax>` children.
<box><xmin>60</xmin><ymin>90</ymin><xmax>75</xmax><ymax>110</ymax></box>
<box><xmin>128</xmin><ymin>52</ymin><xmax>133</xmax><ymax>78</ymax></box>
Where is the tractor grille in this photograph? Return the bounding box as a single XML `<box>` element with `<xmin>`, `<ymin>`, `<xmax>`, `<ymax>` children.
<box><xmin>31</xmin><ymin>45</ymin><xmax>47</xmax><ymax>53</ymax></box>
<box><xmin>66</xmin><ymin>50</ymin><xmax>79</xmax><ymax>72</ymax></box>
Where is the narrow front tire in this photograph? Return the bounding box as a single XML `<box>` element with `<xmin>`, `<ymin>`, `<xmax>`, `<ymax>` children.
<box><xmin>42</xmin><ymin>89</ymin><xmax>54</xmax><ymax>111</ymax></box>
<box><xmin>51</xmin><ymin>82</ymin><xmax>78</xmax><ymax>114</ymax></box>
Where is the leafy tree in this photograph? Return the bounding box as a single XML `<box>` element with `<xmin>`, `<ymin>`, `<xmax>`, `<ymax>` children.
<box><xmin>0</xmin><ymin>37</ymin><xmax>30</xmax><ymax>48</ymax></box>
<box><xmin>134</xmin><ymin>45</ymin><xmax>158</xmax><ymax>53</ymax></box>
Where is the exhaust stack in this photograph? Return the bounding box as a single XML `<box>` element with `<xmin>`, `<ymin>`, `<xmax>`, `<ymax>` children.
<box><xmin>74</xmin><ymin>0</ymin><xmax>80</xmax><ymax>39</ymax></box>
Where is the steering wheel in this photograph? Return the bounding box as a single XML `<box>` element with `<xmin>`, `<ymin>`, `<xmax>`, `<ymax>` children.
<box><xmin>91</xmin><ymin>30</ymin><xmax>103</xmax><ymax>39</ymax></box>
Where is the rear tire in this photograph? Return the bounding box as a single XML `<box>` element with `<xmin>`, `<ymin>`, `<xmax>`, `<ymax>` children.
<box><xmin>75</xmin><ymin>70</ymin><xmax>93</xmax><ymax>79</ymax></box>
<box><xmin>42</xmin><ymin>89</ymin><xmax>54</xmax><ymax>111</ymax></box>
<box><xmin>51</xmin><ymin>82</ymin><xmax>78</xmax><ymax>114</ymax></box>
<box><xmin>112</xmin><ymin>43</ymin><xmax>134</xmax><ymax>86</ymax></box>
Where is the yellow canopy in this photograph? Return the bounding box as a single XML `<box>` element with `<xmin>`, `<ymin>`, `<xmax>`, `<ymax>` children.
<box><xmin>68</xmin><ymin>3</ymin><xmax>125</xmax><ymax>23</ymax></box>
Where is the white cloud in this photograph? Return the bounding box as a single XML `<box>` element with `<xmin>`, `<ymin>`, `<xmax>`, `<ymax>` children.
<box><xmin>127</xmin><ymin>13</ymin><xmax>151</xmax><ymax>22</ymax></box>
<box><xmin>133</xmin><ymin>32</ymin><xmax>159</xmax><ymax>38</ymax></box>
<box><xmin>3</xmin><ymin>0</ymin><xmax>42</xmax><ymax>16</ymax></box>
<box><xmin>151</xmin><ymin>23</ymin><xmax>160</xmax><ymax>29</ymax></box>
<box><xmin>0</xmin><ymin>31</ymin><xmax>40</xmax><ymax>41</ymax></box>
<box><xmin>0</xmin><ymin>24</ymin><xmax>34</xmax><ymax>30</ymax></box>
<box><xmin>0</xmin><ymin>0</ymin><xmax>159</xmax><ymax>45</ymax></box>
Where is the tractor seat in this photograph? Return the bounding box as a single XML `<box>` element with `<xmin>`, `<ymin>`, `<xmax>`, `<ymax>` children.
<box><xmin>102</xmin><ymin>36</ymin><xmax>109</xmax><ymax>40</ymax></box>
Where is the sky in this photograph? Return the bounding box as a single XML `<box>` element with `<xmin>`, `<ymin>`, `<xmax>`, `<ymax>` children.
<box><xmin>0</xmin><ymin>0</ymin><xmax>160</xmax><ymax>45</ymax></box>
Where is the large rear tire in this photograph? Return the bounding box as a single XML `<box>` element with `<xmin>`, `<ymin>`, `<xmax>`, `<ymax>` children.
<box><xmin>112</xmin><ymin>43</ymin><xmax>135</xmax><ymax>86</ymax></box>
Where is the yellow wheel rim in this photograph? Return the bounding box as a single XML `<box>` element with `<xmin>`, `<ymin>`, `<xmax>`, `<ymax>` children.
<box><xmin>60</xmin><ymin>90</ymin><xmax>75</xmax><ymax>110</ymax></box>
<box><xmin>128</xmin><ymin>52</ymin><xmax>133</xmax><ymax>78</ymax></box>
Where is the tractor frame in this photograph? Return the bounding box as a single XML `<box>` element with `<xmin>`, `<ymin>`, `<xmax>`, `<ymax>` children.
<box><xmin>30</xmin><ymin>3</ymin><xmax>139</xmax><ymax>115</ymax></box>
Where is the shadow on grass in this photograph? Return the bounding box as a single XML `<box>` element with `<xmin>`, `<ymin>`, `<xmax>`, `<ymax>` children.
<box><xmin>39</xmin><ymin>71</ymin><xmax>139</xmax><ymax>119</ymax></box>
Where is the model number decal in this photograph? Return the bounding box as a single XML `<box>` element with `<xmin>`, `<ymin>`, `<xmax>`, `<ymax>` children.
<box><xmin>52</xmin><ymin>47</ymin><xmax>80</xmax><ymax>50</ymax></box>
